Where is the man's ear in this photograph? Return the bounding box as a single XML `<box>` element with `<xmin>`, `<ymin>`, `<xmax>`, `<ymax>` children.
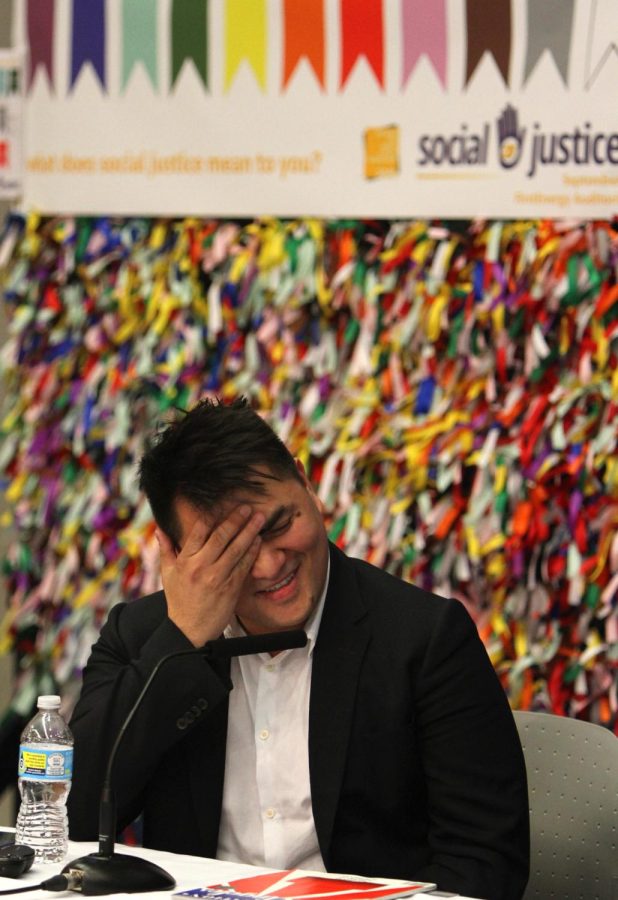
<box><xmin>295</xmin><ymin>458</ymin><xmax>326</xmax><ymax>514</ymax></box>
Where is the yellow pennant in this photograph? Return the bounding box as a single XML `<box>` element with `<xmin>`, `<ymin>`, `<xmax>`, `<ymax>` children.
<box><xmin>225</xmin><ymin>0</ymin><xmax>267</xmax><ymax>91</ymax></box>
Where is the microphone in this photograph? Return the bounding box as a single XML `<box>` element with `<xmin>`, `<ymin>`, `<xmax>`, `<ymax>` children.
<box><xmin>62</xmin><ymin>629</ymin><xmax>308</xmax><ymax>894</ymax></box>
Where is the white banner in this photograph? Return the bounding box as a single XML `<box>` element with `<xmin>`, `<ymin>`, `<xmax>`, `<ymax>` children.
<box><xmin>0</xmin><ymin>47</ymin><xmax>24</xmax><ymax>200</ymax></box>
<box><xmin>19</xmin><ymin>0</ymin><xmax>618</xmax><ymax>218</ymax></box>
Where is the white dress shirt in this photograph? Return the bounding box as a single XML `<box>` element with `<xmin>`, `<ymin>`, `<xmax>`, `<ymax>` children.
<box><xmin>216</xmin><ymin>563</ymin><xmax>329</xmax><ymax>870</ymax></box>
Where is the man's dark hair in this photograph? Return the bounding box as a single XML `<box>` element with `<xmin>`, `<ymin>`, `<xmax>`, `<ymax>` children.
<box><xmin>139</xmin><ymin>397</ymin><xmax>302</xmax><ymax>545</ymax></box>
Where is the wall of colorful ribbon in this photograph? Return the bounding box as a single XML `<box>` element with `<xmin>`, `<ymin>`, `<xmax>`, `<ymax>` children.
<box><xmin>0</xmin><ymin>214</ymin><xmax>615</xmax><ymax>730</ymax></box>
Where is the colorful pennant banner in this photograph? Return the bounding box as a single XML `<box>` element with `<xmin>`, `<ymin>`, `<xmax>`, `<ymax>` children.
<box><xmin>23</xmin><ymin>0</ymin><xmax>606</xmax><ymax>94</ymax></box>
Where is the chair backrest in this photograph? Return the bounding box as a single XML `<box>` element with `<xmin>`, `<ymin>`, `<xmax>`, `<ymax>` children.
<box><xmin>513</xmin><ymin>710</ymin><xmax>618</xmax><ymax>900</ymax></box>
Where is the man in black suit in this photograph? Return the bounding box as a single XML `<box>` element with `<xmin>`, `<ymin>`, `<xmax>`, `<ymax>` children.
<box><xmin>68</xmin><ymin>398</ymin><xmax>529</xmax><ymax>900</ymax></box>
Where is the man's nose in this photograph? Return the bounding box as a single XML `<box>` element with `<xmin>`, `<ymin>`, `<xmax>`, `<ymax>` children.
<box><xmin>251</xmin><ymin>543</ymin><xmax>286</xmax><ymax>580</ymax></box>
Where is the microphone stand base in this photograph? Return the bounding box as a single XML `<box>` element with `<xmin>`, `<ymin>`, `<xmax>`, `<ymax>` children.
<box><xmin>63</xmin><ymin>851</ymin><xmax>176</xmax><ymax>895</ymax></box>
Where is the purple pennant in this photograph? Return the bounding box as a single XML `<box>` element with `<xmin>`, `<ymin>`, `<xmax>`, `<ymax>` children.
<box><xmin>70</xmin><ymin>0</ymin><xmax>106</xmax><ymax>91</ymax></box>
<box><xmin>27</xmin><ymin>0</ymin><xmax>55</xmax><ymax>90</ymax></box>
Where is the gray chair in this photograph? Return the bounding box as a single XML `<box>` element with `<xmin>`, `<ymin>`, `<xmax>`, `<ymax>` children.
<box><xmin>513</xmin><ymin>710</ymin><xmax>618</xmax><ymax>900</ymax></box>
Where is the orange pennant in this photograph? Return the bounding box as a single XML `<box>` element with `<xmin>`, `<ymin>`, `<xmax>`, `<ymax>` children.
<box><xmin>283</xmin><ymin>0</ymin><xmax>325</xmax><ymax>89</ymax></box>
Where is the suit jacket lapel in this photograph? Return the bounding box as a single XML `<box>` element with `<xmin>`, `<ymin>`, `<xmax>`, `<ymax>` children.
<box><xmin>309</xmin><ymin>544</ymin><xmax>370</xmax><ymax>866</ymax></box>
<box><xmin>188</xmin><ymin>657</ymin><xmax>230</xmax><ymax>854</ymax></box>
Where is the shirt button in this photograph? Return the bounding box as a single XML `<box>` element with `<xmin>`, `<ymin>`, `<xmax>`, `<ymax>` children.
<box><xmin>259</xmin><ymin>728</ymin><xmax>270</xmax><ymax>741</ymax></box>
<box><xmin>265</xmin><ymin>664</ymin><xmax>275</xmax><ymax>672</ymax></box>
<box><xmin>265</xmin><ymin>807</ymin><xmax>275</xmax><ymax>819</ymax></box>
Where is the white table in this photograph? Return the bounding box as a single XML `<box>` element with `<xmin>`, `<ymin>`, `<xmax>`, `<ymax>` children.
<box><xmin>0</xmin><ymin>838</ymin><xmax>484</xmax><ymax>900</ymax></box>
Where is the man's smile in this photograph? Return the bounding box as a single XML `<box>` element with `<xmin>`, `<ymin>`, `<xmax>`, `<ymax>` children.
<box><xmin>256</xmin><ymin>566</ymin><xmax>300</xmax><ymax>601</ymax></box>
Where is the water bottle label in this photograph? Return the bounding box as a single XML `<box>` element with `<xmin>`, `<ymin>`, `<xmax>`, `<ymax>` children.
<box><xmin>18</xmin><ymin>745</ymin><xmax>73</xmax><ymax>781</ymax></box>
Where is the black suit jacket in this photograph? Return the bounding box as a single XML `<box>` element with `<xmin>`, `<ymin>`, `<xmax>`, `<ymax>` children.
<box><xmin>68</xmin><ymin>544</ymin><xmax>529</xmax><ymax>900</ymax></box>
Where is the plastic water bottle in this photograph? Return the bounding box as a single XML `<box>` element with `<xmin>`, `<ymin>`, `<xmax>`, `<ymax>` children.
<box><xmin>16</xmin><ymin>695</ymin><xmax>74</xmax><ymax>862</ymax></box>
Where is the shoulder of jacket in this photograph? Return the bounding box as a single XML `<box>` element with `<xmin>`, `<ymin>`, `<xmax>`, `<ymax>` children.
<box><xmin>329</xmin><ymin>542</ymin><xmax>456</xmax><ymax>621</ymax></box>
<box><xmin>104</xmin><ymin>589</ymin><xmax>167</xmax><ymax>631</ymax></box>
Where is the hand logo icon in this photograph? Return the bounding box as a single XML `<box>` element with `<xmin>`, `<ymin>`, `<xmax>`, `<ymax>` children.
<box><xmin>497</xmin><ymin>104</ymin><xmax>525</xmax><ymax>169</ymax></box>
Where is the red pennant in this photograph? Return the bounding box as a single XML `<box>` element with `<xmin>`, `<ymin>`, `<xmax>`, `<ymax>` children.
<box><xmin>340</xmin><ymin>0</ymin><xmax>384</xmax><ymax>89</ymax></box>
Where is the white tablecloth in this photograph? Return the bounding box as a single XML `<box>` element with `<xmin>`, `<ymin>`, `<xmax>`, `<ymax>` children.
<box><xmin>0</xmin><ymin>835</ymin><xmax>483</xmax><ymax>900</ymax></box>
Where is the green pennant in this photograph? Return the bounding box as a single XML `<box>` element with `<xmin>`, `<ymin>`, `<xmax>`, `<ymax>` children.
<box><xmin>171</xmin><ymin>0</ymin><xmax>208</xmax><ymax>89</ymax></box>
<box><xmin>122</xmin><ymin>0</ymin><xmax>158</xmax><ymax>91</ymax></box>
